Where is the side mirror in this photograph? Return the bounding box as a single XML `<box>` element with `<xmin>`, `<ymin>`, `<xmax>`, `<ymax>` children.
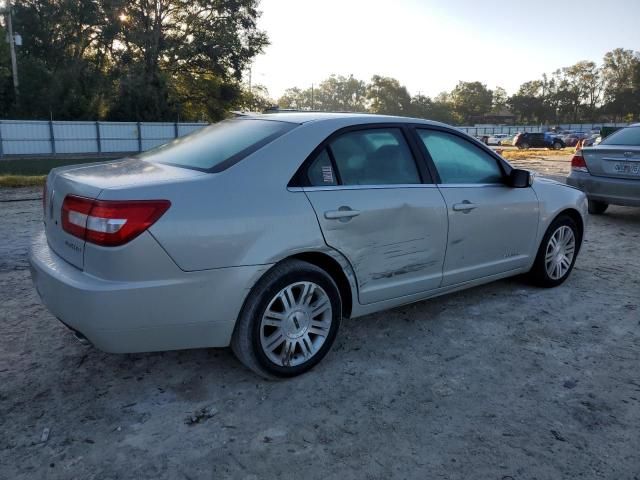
<box><xmin>509</xmin><ymin>168</ymin><xmax>532</xmax><ymax>188</ymax></box>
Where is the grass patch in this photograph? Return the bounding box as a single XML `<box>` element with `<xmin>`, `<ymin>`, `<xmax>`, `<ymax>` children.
<box><xmin>0</xmin><ymin>175</ymin><xmax>47</xmax><ymax>188</ymax></box>
<box><xmin>500</xmin><ymin>149</ymin><xmax>571</xmax><ymax>161</ymax></box>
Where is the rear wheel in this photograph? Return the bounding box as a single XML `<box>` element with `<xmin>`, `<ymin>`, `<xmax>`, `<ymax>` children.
<box><xmin>520</xmin><ymin>142</ymin><xmax>530</xmax><ymax>150</ymax></box>
<box><xmin>231</xmin><ymin>259</ymin><xmax>342</xmax><ymax>379</ymax></box>
<box><xmin>588</xmin><ymin>199</ymin><xmax>608</xmax><ymax>215</ymax></box>
<box><xmin>529</xmin><ymin>215</ymin><xmax>580</xmax><ymax>288</ymax></box>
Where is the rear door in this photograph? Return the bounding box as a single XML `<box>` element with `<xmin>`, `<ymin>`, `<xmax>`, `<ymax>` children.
<box><xmin>414</xmin><ymin>127</ymin><xmax>539</xmax><ymax>286</ymax></box>
<box><xmin>300</xmin><ymin>125</ymin><xmax>448</xmax><ymax>305</ymax></box>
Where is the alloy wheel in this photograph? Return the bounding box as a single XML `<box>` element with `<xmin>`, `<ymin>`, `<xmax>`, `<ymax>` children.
<box><xmin>259</xmin><ymin>281</ymin><xmax>333</xmax><ymax>367</ymax></box>
<box><xmin>544</xmin><ymin>225</ymin><xmax>576</xmax><ymax>280</ymax></box>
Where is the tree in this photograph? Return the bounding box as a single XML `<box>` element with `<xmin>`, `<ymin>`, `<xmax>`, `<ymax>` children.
<box><xmin>277</xmin><ymin>87</ymin><xmax>314</xmax><ymax>110</ymax></box>
<box><xmin>8</xmin><ymin>0</ymin><xmax>268</xmax><ymax>121</ymax></box>
<box><xmin>492</xmin><ymin>86</ymin><xmax>507</xmax><ymax>111</ymax></box>
<box><xmin>366</xmin><ymin>75</ymin><xmax>411</xmax><ymax>115</ymax></box>
<box><xmin>601</xmin><ymin>48</ymin><xmax>640</xmax><ymax>120</ymax></box>
<box><xmin>315</xmin><ymin>74</ymin><xmax>367</xmax><ymax>112</ymax></box>
<box><xmin>409</xmin><ymin>93</ymin><xmax>455</xmax><ymax>123</ymax></box>
<box><xmin>449</xmin><ymin>81</ymin><xmax>493</xmax><ymax>124</ymax></box>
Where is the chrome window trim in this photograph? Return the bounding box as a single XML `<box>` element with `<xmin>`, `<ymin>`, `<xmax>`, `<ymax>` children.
<box><xmin>436</xmin><ymin>183</ymin><xmax>508</xmax><ymax>188</ymax></box>
<box><xmin>288</xmin><ymin>184</ymin><xmax>439</xmax><ymax>193</ymax></box>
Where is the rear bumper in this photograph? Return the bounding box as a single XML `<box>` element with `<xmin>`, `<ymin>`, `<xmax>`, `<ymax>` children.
<box><xmin>567</xmin><ymin>171</ymin><xmax>640</xmax><ymax>207</ymax></box>
<box><xmin>29</xmin><ymin>231</ymin><xmax>271</xmax><ymax>353</ymax></box>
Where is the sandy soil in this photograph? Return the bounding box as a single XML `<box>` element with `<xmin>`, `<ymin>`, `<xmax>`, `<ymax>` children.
<box><xmin>1</xmin><ymin>160</ymin><xmax>639</xmax><ymax>479</ymax></box>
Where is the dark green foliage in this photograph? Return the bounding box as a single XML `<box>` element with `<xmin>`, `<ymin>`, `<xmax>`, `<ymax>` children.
<box><xmin>0</xmin><ymin>0</ymin><xmax>268</xmax><ymax>121</ymax></box>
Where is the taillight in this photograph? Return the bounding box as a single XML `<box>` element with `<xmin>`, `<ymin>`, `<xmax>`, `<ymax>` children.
<box><xmin>61</xmin><ymin>195</ymin><xmax>170</xmax><ymax>246</ymax></box>
<box><xmin>571</xmin><ymin>152</ymin><xmax>589</xmax><ymax>173</ymax></box>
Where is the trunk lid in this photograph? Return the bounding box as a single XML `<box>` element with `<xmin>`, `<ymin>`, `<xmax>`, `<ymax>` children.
<box><xmin>44</xmin><ymin>158</ymin><xmax>206</xmax><ymax>269</ymax></box>
<box><xmin>582</xmin><ymin>146</ymin><xmax>640</xmax><ymax>180</ymax></box>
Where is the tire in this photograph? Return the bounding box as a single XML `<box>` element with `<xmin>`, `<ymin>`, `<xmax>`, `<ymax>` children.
<box><xmin>529</xmin><ymin>215</ymin><xmax>581</xmax><ymax>288</ymax></box>
<box><xmin>553</xmin><ymin>141</ymin><xmax>563</xmax><ymax>150</ymax></box>
<box><xmin>520</xmin><ymin>142</ymin><xmax>530</xmax><ymax>150</ymax></box>
<box><xmin>231</xmin><ymin>259</ymin><xmax>342</xmax><ymax>379</ymax></box>
<box><xmin>588</xmin><ymin>199</ymin><xmax>608</xmax><ymax>215</ymax></box>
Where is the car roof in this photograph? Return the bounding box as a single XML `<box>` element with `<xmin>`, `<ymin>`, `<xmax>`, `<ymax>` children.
<box><xmin>252</xmin><ymin>111</ymin><xmax>448</xmax><ymax>127</ymax></box>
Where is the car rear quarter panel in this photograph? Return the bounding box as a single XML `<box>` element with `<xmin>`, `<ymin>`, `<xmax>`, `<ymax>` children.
<box><xmin>530</xmin><ymin>177</ymin><xmax>588</xmax><ymax>258</ymax></box>
<box><xmin>96</xmin><ymin>119</ymin><xmax>370</xmax><ymax>272</ymax></box>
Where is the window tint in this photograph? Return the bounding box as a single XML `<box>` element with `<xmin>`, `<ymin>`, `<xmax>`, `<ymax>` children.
<box><xmin>600</xmin><ymin>126</ymin><xmax>640</xmax><ymax>146</ymax></box>
<box><xmin>328</xmin><ymin>129</ymin><xmax>420</xmax><ymax>185</ymax></box>
<box><xmin>418</xmin><ymin>129</ymin><xmax>503</xmax><ymax>184</ymax></box>
<box><xmin>307</xmin><ymin>148</ymin><xmax>337</xmax><ymax>186</ymax></box>
<box><xmin>140</xmin><ymin>119</ymin><xmax>296</xmax><ymax>172</ymax></box>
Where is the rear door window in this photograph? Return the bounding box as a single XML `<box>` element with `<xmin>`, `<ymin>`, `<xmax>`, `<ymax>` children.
<box><xmin>327</xmin><ymin>128</ymin><xmax>421</xmax><ymax>186</ymax></box>
<box><xmin>140</xmin><ymin>119</ymin><xmax>296</xmax><ymax>172</ymax></box>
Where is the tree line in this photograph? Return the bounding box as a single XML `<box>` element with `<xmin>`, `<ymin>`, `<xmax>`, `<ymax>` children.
<box><xmin>0</xmin><ymin>0</ymin><xmax>267</xmax><ymax>121</ymax></box>
<box><xmin>276</xmin><ymin>49</ymin><xmax>640</xmax><ymax>125</ymax></box>
<box><xmin>0</xmin><ymin>2</ymin><xmax>637</xmax><ymax>125</ymax></box>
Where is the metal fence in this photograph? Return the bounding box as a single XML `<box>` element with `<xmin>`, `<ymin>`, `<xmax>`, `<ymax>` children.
<box><xmin>0</xmin><ymin>120</ymin><xmax>207</xmax><ymax>157</ymax></box>
<box><xmin>457</xmin><ymin>123</ymin><xmax>630</xmax><ymax>136</ymax></box>
<box><xmin>0</xmin><ymin>119</ymin><xmax>633</xmax><ymax>158</ymax></box>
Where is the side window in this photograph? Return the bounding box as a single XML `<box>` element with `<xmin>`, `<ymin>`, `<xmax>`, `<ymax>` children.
<box><xmin>328</xmin><ymin>128</ymin><xmax>420</xmax><ymax>186</ymax></box>
<box><xmin>307</xmin><ymin>148</ymin><xmax>337</xmax><ymax>186</ymax></box>
<box><xmin>417</xmin><ymin>129</ymin><xmax>504</xmax><ymax>184</ymax></box>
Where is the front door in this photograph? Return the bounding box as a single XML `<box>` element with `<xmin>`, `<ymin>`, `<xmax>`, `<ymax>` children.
<box><xmin>415</xmin><ymin>128</ymin><xmax>539</xmax><ymax>286</ymax></box>
<box><xmin>301</xmin><ymin>126</ymin><xmax>448</xmax><ymax>304</ymax></box>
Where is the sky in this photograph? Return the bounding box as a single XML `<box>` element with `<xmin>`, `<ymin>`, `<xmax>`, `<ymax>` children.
<box><xmin>251</xmin><ymin>0</ymin><xmax>640</xmax><ymax>99</ymax></box>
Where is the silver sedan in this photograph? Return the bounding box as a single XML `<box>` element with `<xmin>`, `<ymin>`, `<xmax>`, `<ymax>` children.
<box><xmin>567</xmin><ymin>123</ymin><xmax>640</xmax><ymax>214</ymax></box>
<box><xmin>30</xmin><ymin>113</ymin><xmax>588</xmax><ymax>378</ymax></box>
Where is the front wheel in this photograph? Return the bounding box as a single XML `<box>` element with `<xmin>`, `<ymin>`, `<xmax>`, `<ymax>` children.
<box><xmin>529</xmin><ymin>215</ymin><xmax>581</xmax><ymax>288</ymax></box>
<box><xmin>588</xmin><ymin>199</ymin><xmax>608</xmax><ymax>215</ymax></box>
<box><xmin>231</xmin><ymin>259</ymin><xmax>342</xmax><ymax>378</ymax></box>
<box><xmin>553</xmin><ymin>141</ymin><xmax>563</xmax><ymax>150</ymax></box>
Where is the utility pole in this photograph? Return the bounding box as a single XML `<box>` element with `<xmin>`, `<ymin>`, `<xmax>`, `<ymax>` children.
<box><xmin>248</xmin><ymin>65</ymin><xmax>252</xmax><ymax>112</ymax></box>
<box><xmin>4</xmin><ymin>0</ymin><xmax>19</xmax><ymax>99</ymax></box>
<box><xmin>311</xmin><ymin>83</ymin><xmax>314</xmax><ymax>111</ymax></box>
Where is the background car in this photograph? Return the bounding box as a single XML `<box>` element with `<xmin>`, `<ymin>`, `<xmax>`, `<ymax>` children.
<box><xmin>30</xmin><ymin>113</ymin><xmax>587</xmax><ymax>378</ymax></box>
<box><xmin>513</xmin><ymin>132</ymin><xmax>565</xmax><ymax>150</ymax></box>
<box><xmin>563</xmin><ymin>132</ymin><xmax>589</xmax><ymax>147</ymax></box>
<box><xmin>568</xmin><ymin>123</ymin><xmax>640</xmax><ymax>214</ymax></box>
<box><xmin>582</xmin><ymin>133</ymin><xmax>601</xmax><ymax>147</ymax></box>
<box><xmin>486</xmin><ymin>133</ymin><xmax>510</xmax><ymax>145</ymax></box>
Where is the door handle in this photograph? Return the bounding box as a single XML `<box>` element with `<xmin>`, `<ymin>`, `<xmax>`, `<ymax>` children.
<box><xmin>324</xmin><ymin>208</ymin><xmax>361</xmax><ymax>220</ymax></box>
<box><xmin>452</xmin><ymin>201</ymin><xmax>478</xmax><ymax>213</ymax></box>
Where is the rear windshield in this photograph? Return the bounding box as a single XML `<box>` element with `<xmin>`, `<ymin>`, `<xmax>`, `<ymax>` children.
<box><xmin>600</xmin><ymin>126</ymin><xmax>640</xmax><ymax>146</ymax></box>
<box><xmin>139</xmin><ymin>118</ymin><xmax>297</xmax><ymax>172</ymax></box>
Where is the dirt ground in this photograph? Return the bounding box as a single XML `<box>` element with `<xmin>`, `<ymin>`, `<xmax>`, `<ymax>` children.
<box><xmin>1</xmin><ymin>153</ymin><xmax>639</xmax><ymax>479</ymax></box>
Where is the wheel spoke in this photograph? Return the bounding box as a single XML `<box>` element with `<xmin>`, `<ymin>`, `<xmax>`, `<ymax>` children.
<box><xmin>300</xmin><ymin>334</ymin><xmax>314</xmax><ymax>358</ymax></box>
<box><xmin>264</xmin><ymin>331</ymin><xmax>285</xmax><ymax>352</ymax></box>
<box><xmin>280</xmin><ymin>339</ymin><xmax>295</xmax><ymax>365</ymax></box>
<box><xmin>311</xmin><ymin>298</ymin><xmax>330</xmax><ymax>318</ymax></box>
<box><xmin>300</xmin><ymin>282</ymin><xmax>316</xmax><ymax>306</ymax></box>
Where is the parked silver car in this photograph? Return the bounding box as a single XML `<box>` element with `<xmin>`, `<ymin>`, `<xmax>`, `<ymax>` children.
<box><xmin>30</xmin><ymin>113</ymin><xmax>587</xmax><ymax>377</ymax></box>
<box><xmin>568</xmin><ymin>123</ymin><xmax>640</xmax><ymax>214</ymax></box>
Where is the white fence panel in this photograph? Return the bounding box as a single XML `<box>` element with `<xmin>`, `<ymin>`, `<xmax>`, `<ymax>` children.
<box><xmin>53</xmin><ymin>121</ymin><xmax>99</xmax><ymax>154</ymax></box>
<box><xmin>140</xmin><ymin>122</ymin><xmax>176</xmax><ymax>151</ymax></box>
<box><xmin>99</xmin><ymin>122</ymin><xmax>139</xmax><ymax>153</ymax></box>
<box><xmin>178</xmin><ymin>123</ymin><xmax>207</xmax><ymax>136</ymax></box>
<box><xmin>1</xmin><ymin>120</ymin><xmax>52</xmax><ymax>155</ymax></box>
